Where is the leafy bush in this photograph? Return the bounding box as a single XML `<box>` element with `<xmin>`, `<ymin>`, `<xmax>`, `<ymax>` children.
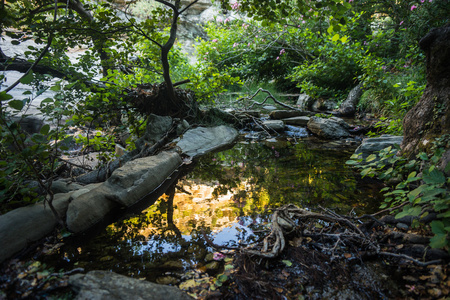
<box><xmin>347</xmin><ymin>136</ymin><xmax>450</xmax><ymax>251</ymax></box>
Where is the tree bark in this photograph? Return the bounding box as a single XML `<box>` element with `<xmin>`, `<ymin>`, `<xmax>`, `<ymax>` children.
<box><xmin>401</xmin><ymin>23</ymin><xmax>450</xmax><ymax>157</ymax></box>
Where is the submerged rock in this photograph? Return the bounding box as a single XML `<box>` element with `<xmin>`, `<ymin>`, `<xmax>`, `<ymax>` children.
<box><xmin>269</xmin><ymin>110</ymin><xmax>312</xmax><ymax>119</ymax></box>
<box><xmin>69</xmin><ymin>270</ymin><xmax>192</xmax><ymax>300</ymax></box>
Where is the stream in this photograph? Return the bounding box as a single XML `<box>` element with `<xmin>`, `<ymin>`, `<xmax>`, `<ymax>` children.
<box><xmin>41</xmin><ymin>134</ymin><xmax>385</xmax><ymax>287</ymax></box>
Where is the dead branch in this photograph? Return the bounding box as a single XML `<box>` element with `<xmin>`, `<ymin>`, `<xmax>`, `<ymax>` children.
<box><xmin>235</xmin><ymin>88</ymin><xmax>300</xmax><ymax>111</ymax></box>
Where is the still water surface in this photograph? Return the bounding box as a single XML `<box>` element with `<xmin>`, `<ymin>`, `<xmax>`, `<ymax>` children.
<box><xmin>44</xmin><ymin>137</ymin><xmax>384</xmax><ymax>282</ymax></box>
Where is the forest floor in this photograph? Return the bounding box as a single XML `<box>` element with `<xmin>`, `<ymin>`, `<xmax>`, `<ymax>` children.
<box><xmin>1</xmin><ymin>206</ymin><xmax>449</xmax><ymax>300</ymax></box>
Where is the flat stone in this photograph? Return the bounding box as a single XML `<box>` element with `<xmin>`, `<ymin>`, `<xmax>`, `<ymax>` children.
<box><xmin>176</xmin><ymin>126</ymin><xmax>239</xmax><ymax>157</ymax></box>
<box><xmin>69</xmin><ymin>270</ymin><xmax>192</xmax><ymax>300</ymax></box>
<box><xmin>282</xmin><ymin>116</ymin><xmax>310</xmax><ymax>126</ymax></box>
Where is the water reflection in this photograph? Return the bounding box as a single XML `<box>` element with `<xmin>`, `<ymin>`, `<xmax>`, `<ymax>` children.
<box><xmin>45</xmin><ymin>139</ymin><xmax>384</xmax><ymax>281</ymax></box>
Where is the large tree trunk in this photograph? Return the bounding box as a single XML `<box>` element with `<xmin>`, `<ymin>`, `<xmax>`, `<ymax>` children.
<box><xmin>401</xmin><ymin>23</ymin><xmax>450</xmax><ymax>158</ymax></box>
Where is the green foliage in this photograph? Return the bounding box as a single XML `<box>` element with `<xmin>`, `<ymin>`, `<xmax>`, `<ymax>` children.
<box><xmin>347</xmin><ymin>137</ymin><xmax>450</xmax><ymax>252</ymax></box>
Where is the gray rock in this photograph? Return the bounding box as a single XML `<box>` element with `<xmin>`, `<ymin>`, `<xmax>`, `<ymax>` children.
<box><xmin>69</xmin><ymin>270</ymin><xmax>192</xmax><ymax>300</ymax></box>
<box><xmin>106</xmin><ymin>152</ymin><xmax>182</xmax><ymax>207</ymax></box>
<box><xmin>176</xmin><ymin>126</ymin><xmax>239</xmax><ymax>157</ymax></box>
<box><xmin>296</xmin><ymin>93</ymin><xmax>314</xmax><ymax>111</ymax></box>
<box><xmin>339</xmin><ymin>83</ymin><xmax>364</xmax><ymax>116</ymax></box>
<box><xmin>282</xmin><ymin>116</ymin><xmax>310</xmax><ymax>126</ymax></box>
<box><xmin>0</xmin><ymin>193</ymin><xmax>70</xmax><ymax>263</ymax></box>
<box><xmin>269</xmin><ymin>110</ymin><xmax>312</xmax><ymax>119</ymax></box>
<box><xmin>307</xmin><ymin>116</ymin><xmax>350</xmax><ymax>139</ymax></box>
<box><xmin>354</xmin><ymin>135</ymin><xmax>403</xmax><ymax>160</ymax></box>
<box><xmin>11</xmin><ymin>115</ymin><xmax>44</xmax><ymax>134</ymax></box>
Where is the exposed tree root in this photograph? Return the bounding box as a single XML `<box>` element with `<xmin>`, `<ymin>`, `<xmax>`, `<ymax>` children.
<box><xmin>240</xmin><ymin>204</ymin><xmax>444</xmax><ymax>266</ymax></box>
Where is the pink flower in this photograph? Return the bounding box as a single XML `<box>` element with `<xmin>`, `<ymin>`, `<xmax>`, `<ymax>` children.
<box><xmin>410</xmin><ymin>5</ymin><xmax>417</xmax><ymax>10</ymax></box>
<box><xmin>420</xmin><ymin>0</ymin><xmax>424</xmax><ymax>2</ymax></box>
<box><xmin>399</xmin><ymin>21</ymin><xmax>404</xmax><ymax>25</ymax></box>
<box><xmin>302</xmin><ymin>20</ymin><xmax>306</xmax><ymax>24</ymax></box>
<box><xmin>212</xmin><ymin>39</ymin><xmax>218</xmax><ymax>42</ymax></box>
<box><xmin>429</xmin><ymin>0</ymin><xmax>432</xmax><ymax>2</ymax></box>
<box><xmin>280</xmin><ymin>49</ymin><xmax>286</xmax><ymax>55</ymax></box>
<box><xmin>349</xmin><ymin>0</ymin><xmax>353</xmax><ymax>2</ymax></box>
<box><xmin>231</xmin><ymin>1</ymin><xmax>241</xmax><ymax>10</ymax></box>
<box><xmin>247</xmin><ymin>42</ymin><xmax>251</xmax><ymax>46</ymax></box>
<box><xmin>213</xmin><ymin>252</ymin><xmax>225</xmax><ymax>261</ymax></box>
<box><xmin>233</xmin><ymin>43</ymin><xmax>238</xmax><ymax>47</ymax></box>
<box><xmin>276</xmin><ymin>56</ymin><xmax>280</xmax><ymax>60</ymax></box>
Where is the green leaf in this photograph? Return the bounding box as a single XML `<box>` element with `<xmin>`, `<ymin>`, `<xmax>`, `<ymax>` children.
<box><xmin>40</xmin><ymin>124</ymin><xmax>50</xmax><ymax>135</ymax></box>
<box><xmin>8</xmin><ymin>100</ymin><xmax>24</xmax><ymax>110</ymax></box>
<box><xmin>331</xmin><ymin>34</ymin><xmax>340</xmax><ymax>42</ymax></box>
<box><xmin>431</xmin><ymin>220</ymin><xmax>446</xmax><ymax>234</ymax></box>
<box><xmin>366</xmin><ymin>154</ymin><xmax>377</xmax><ymax>162</ymax></box>
<box><xmin>282</xmin><ymin>260</ymin><xmax>293</xmax><ymax>267</ymax></box>
<box><xmin>0</xmin><ymin>91</ymin><xmax>13</xmax><ymax>101</ymax></box>
<box><xmin>20</xmin><ymin>71</ymin><xmax>34</xmax><ymax>84</ymax></box>
<box><xmin>395</xmin><ymin>205</ymin><xmax>421</xmax><ymax>219</ymax></box>
<box><xmin>423</xmin><ymin>169</ymin><xmax>445</xmax><ymax>185</ymax></box>
<box><xmin>430</xmin><ymin>234</ymin><xmax>448</xmax><ymax>249</ymax></box>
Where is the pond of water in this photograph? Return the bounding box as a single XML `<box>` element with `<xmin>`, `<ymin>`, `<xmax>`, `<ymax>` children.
<box><xmin>42</xmin><ymin>136</ymin><xmax>384</xmax><ymax>284</ymax></box>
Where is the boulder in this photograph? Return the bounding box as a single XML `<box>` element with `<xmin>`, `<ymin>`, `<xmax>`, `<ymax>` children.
<box><xmin>0</xmin><ymin>193</ymin><xmax>70</xmax><ymax>263</ymax></box>
<box><xmin>69</xmin><ymin>270</ymin><xmax>192</xmax><ymax>300</ymax></box>
<box><xmin>176</xmin><ymin>125</ymin><xmax>239</xmax><ymax>157</ymax></box>
<box><xmin>51</xmin><ymin>180</ymin><xmax>84</xmax><ymax>194</ymax></box>
<box><xmin>338</xmin><ymin>83</ymin><xmax>364</xmax><ymax>117</ymax></box>
<box><xmin>262</xmin><ymin>120</ymin><xmax>285</xmax><ymax>131</ymax></box>
<box><xmin>354</xmin><ymin>135</ymin><xmax>404</xmax><ymax>160</ymax></box>
<box><xmin>307</xmin><ymin>116</ymin><xmax>350</xmax><ymax>139</ymax></box>
<box><xmin>269</xmin><ymin>110</ymin><xmax>311</xmax><ymax>119</ymax></box>
<box><xmin>296</xmin><ymin>93</ymin><xmax>314</xmax><ymax>111</ymax></box>
<box><xmin>282</xmin><ymin>116</ymin><xmax>310</xmax><ymax>126</ymax></box>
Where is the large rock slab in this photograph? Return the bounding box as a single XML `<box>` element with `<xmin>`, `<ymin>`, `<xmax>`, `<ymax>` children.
<box><xmin>105</xmin><ymin>152</ymin><xmax>182</xmax><ymax>207</ymax></box>
<box><xmin>282</xmin><ymin>116</ymin><xmax>310</xmax><ymax>126</ymax></box>
<box><xmin>0</xmin><ymin>193</ymin><xmax>70</xmax><ymax>263</ymax></box>
<box><xmin>176</xmin><ymin>125</ymin><xmax>239</xmax><ymax>157</ymax></box>
<box><xmin>354</xmin><ymin>135</ymin><xmax>404</xmax><ymax>160</ymax></box>
<box><xmin>66</xmin><ymin>152</ymin><xmax>182</xmax><ymax>233</ymax></box>
<box><xmin>69</xmin><ymin>270</ymin><xmax>192</xmax><ymax>300</ymax></box>
<box><xmin>307</xmin><ymin>116</ymin><xmax>350</xmax><ymax>139</ymax></box>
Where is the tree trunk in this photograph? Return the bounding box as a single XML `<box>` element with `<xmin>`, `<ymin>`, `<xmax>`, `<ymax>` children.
<box><xmin>401</xmin><ymin>23</ymin><xmax>450</xmax><ymax>157</ymax></box>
